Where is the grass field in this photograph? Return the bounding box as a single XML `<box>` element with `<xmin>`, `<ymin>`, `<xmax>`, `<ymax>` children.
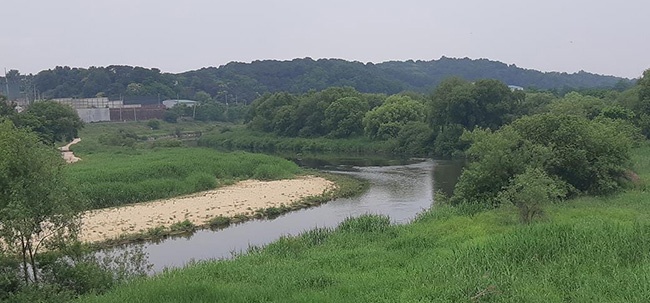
<box><xmin>66</xmin><ymin>147</ymin><xmax>302</xmax><ymax>209</ymax></box>
<box><xmin>63</xmin><ymin>121</ymin><xmax>305</xmax><ymax>209</ymax></box>
<box><xmin>79</xmin><ymin>146</ymin><xmax>650</xmax><ymax>302</ymax></box>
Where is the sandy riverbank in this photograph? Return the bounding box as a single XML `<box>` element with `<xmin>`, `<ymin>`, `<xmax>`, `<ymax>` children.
<box><xmin>80</xmin><ymin>176</ymin><xmax>335</xmax><ymax>243</ymax></box>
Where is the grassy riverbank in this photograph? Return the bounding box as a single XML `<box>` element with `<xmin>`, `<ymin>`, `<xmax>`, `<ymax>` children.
<box><xmin>80</xmin><ymin>147</ymin><xmax>650</xmax><ymax>302</ymax></box>
<box><xmin>66</xmin><ymin>148</ymin><xmax>301</xmax><ymax>209</ymax></box>
<box><xmin>198</xmin><ymin>127</ymin><xmax>397</xmax><ymax>155</ymax></box>
<box><xmin>65</xmin><ymin>121</ymin><xmax>305</xmax><ymax>209</ymax></box>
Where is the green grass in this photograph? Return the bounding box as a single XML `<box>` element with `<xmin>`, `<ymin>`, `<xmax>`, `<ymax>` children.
<box><xmin>79</xmin><ymin>146</ymin><xmax>650</xmax><ymax>302</ymax></box>
<box><xmin>71</xmin><ymin>120</ymin><xmax>223</xmax><ymax>154</ymax></box>
<box><xmin>66</xmin><ymin>148</ymin><xmax>301</xmax><ymax>209</ymax></box>
<box><xmin>63</xmin><ymin>118</ymin><xmax>304</xmax><ymax>210</ymax></box>
<box><xmin>198</xmin><ymin>127</ymin><xmax>397</xmax><ymax>155</ymax></box>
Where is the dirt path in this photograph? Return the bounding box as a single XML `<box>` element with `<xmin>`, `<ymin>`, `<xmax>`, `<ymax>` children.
<box><xmin>80</xmin><ymin>176</ymin><xmax>335</xmax><ymax>243</ymax></box>
<box><xmin>60</xmin><ymin>138</ymin><xmax>81</xmax><ymax>163</ymax></box>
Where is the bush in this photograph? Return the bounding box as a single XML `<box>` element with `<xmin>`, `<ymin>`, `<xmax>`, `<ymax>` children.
<box><xmin>163</xmin><ymin>111</ymin><xmax>179</xmax><ymax>123</ymax></box>
<box><xmin>497</xmin><ymin>168</ymin><xmax>567</xmax><ymax>224</ymax></box>
<box><xmin>208</xmin><ymin>216</ymin><xmax>231</xmax><ymax>228</ymax></box>
<box><xmin>169</xmin><ymin>220</ymin><xmax>196</xmax><ymax>233</ymax></box>
<box><xmin>452</xmin><ymin>114</ymin><xmax>633</xmax><ymax>208</ymax></box>
<box><xmin>98</xmin><ymin>129</ymin><xmax>140</xmax><ymax>147</ymax></box>
<box><xmin>146</xmin><ymin>119</ymin><xmax>162</xmax><ymax>130</ymax></box>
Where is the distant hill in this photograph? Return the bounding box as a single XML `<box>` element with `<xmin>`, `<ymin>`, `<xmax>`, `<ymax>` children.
<box><xmin>4</xmin><ymin>57</ymin><xmax>633</xmax><ymax>103</ymax></box>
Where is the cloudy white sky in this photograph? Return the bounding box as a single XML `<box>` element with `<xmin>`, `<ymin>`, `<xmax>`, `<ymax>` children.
<box><xmin>1</xmin><ymin>0</ymin><xmax>648</xmax><ymax>78</ymax></box>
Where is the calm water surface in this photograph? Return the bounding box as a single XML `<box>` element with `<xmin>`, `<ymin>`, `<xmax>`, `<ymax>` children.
<box><xmin>113</xmin><ymin>159</ymin><xmax>463</xmax><ymax>273</ymax></box>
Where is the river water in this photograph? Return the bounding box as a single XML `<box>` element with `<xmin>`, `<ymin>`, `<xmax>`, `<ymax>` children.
<box><xmin>111</xmin><ymin>159</ymin><xmax>463</xmax><ymax>273</ymax></box>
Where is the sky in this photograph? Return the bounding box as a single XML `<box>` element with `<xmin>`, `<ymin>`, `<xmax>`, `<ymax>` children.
<box><xmin>1</xmin><ymin>0</ymin><xmax>649</xmax><ymax>78</ymax></box>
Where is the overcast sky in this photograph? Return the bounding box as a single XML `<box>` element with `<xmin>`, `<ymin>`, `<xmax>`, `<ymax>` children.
<box><xmin>1</xmin><ymin>0</ymin><xmax>648</xmax><ymax>78</ymax></box>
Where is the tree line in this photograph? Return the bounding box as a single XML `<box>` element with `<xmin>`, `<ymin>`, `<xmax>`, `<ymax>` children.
<box><xmin>2</xmin><ymin>57</ymin><xmax>633</xmax><ymax>104</ymax></box>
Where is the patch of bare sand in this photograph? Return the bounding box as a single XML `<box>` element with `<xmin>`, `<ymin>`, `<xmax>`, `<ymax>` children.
<box><xmin>60</xmin><ymin>138</ymin><xmax>81</xmax><ymax>163</ymax></box>
<box><xmin>80</xmin><ymin>176</ymin><xmax>335</xmax><ymax>243</ymax></box>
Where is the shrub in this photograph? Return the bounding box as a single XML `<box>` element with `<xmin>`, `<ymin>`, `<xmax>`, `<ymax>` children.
<box><xmin>146</xmin><ymin>119</ymin><xmax>162</xmax><ymax>130</ymax></box>
<box><xmin>208</xmin><ymin>216</ymin><xmax>231</xmax><ymax>228</ymax></box>
<box><xmin>163</xmin><ymin>111</ymin><xmax>179</xmax><ymax>123</ymax></box>
<box><xmin>497</xmin><ymin>168</ymin><xmax>567</xmax><ymax>224</ymax></box>
<box><xmin>169</xmin><ymin>220</ymin><xmax>196</xmax><ymax>233</ymax></box>
<box><xmin>452</xmin><ymin>113</ymin><xmax>633</xmax><ymax>208</ymax></box>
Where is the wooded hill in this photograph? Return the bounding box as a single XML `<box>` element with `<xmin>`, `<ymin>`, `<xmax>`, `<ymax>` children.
<box><xmin>5</xmin><ymin>57</ymin><xmax>633</xmax><ymax>103</ymax></box>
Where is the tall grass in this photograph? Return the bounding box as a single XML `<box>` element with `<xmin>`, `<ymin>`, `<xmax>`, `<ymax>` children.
<box><xmin>66</xmin><ymin>148</ymin><xmax>300</xmax><ymax>209</ymax></box>
<box><xmin>198</xmin><ymin>127</ymin><xmax>396</xmax><ymax>155</ymax></box>
<box><xmin>80</xmin><ymin>200</ymin><xmax>650</xmax><ymax>302</ymax></box>
<box><xmin>78</xmin><ymin>146</ymin><xmax>650</xmax><ymax>302</ymax></box>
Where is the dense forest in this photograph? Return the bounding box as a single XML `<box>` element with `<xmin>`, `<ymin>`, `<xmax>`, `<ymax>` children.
<box><xmin>1</xmin><ymin>57</ymin><xmax>634</xmax><ymax>103</ymax></box>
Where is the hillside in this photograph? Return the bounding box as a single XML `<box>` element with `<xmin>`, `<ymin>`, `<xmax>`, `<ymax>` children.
<box><xmin>3</xmin><ymin>57</ymin><xmax>633</xmax><ymax>104</ymax></box>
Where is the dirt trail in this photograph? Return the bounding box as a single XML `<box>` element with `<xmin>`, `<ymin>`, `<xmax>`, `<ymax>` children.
<box><xmin>60</xmin><ymin>138</ymin><xmax>81</xmax><ymax>163</ymax></box>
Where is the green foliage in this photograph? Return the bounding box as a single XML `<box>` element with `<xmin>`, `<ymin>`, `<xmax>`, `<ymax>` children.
<box><xmin>323</xmin><ymin>96</ymin><xmax>368</xmax><ymax>138</ymax></box>
<box><xmin>545</xmin><ymin>91</ymin><xmax>611</xmax><ymax>119</ymax></box>
<box><xmin>0</xmin><ymin>120</ymin><xmax>85</xmax><ymax>285</ymax></box>
<box><xmin>452</xmin><ymin>113</ymin><xmax>633</xmax><ymax>208</ymax></box>
<box><xmin>638</xmin><ymin>69</ymin><xmax>650</xmax><ymax>104</ymax></box>
<box><xmin>498</xmin><ymin>168</ymin><xmax>567</xmax><ymax>223</ymax></box>
<box><xmin>162</xmin><ymin>110</ymin><xmax>179</xmax><ymax>123</ymax></box>
<box><xmin>429</xmin><ymin>77</ymin><xmax>517</xmax><ymax>131</ymax></box>
<box><xmin>363</xmin><ymin>95</ymin><xmax>426</xmax><ymax>139</ymax></box>
<box><xmin>199</xmin><ymin>127</ymin><xmax>393</xmax><ymax>155</ymax></box>
<box><xmin>432</xmin><ymin>123</ymin><xmax>468</xmax><ymax>157</ymax></box>
<box><xmin>98</xmin><ymin>128</ymin><xmax>140</xmax><ymax>147</ymax></box>
<box><xmin>15</xmin><ymin>101</ymin><xmax>84</xmax><ymax>144</ymax></box>
<box><xmin>512</xmin><ymin>114</ymin><xmax>632</xmax><ymax>194</ymax></box>
<box><xmin>336</xmin><ymin>215</ymin><xmax>391</xmax><ymax>233</ymax></box>
<box><xmin>25</xmin><ymin>59</ymin><xmax>629</xmax><ymax>104</ymax></box>
<box><xmin>146</xmin><ymin>119</ymin><xmax>161</xmax><ymax>130</ymax></box>
<box><xmin>169</xmin><ymin>220</ymin><xmax>196</xmax><ymax>233</ymax></box>
<box><xmin>79</xmin><ymin>175</ymin><xmax>650</xmax><ymax>302</ymax></box>
<box><xmin>248</xmin><ymin>87</ymin><xmax>370</xmax><ymax>138</ymax></box>
<box><xmin>394</xmin><ymin>121</ymin><xmax>434</xmax><ymax>155</ymax></box>
<box><xmin>65</xmin><ymin>148</ymin><xmax>300</xmax><ymax>209</ymax></box>
<box><xmin>208</xmin><ymin>216</ymin><xmax>231</xmax><ymax>228</ymax></box>
<box><xmin>452</xmin><ymin>126</ymin><xmax>550</xmax><ymax>207</ymax></box>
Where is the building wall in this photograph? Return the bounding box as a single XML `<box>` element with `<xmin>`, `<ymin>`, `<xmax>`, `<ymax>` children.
<box><xmin>109</xmin><ymin>107</ymin><xmax>165</xmax><ymax>122</ymax></box>
<box><xmin>77</xmin><ymin>108</ymin><xmax>111</xmax><ymax>123</ymax></box>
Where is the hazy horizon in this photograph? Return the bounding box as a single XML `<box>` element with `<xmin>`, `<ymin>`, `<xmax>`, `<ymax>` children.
<box><xmin>2</xmin><ymin>0</ymin><xmax>648</xmax><ymax>78</ymax></box>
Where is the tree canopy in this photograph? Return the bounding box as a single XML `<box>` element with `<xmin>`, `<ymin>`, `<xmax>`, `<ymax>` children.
<box><xmin>0</xmin><ymin>120</ymin><xmax>85</xmax><ymax>285</ymax></box>
<box><xmin>452</xmin><ymin>113</ymin><xmax>633</xmax><ymax>207</ymax></box>
<box><xmin>14</xmin><ymin>101</ymin><xmax>84</xmax><ymax>144</ymax></box>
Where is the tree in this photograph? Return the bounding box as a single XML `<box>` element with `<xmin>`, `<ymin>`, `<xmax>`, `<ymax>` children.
<box><xmin>0</xmin><ymin>95</ymin><xmax>16</xmax><ymax>119</ymax></box>
<box><xmin>452</xmin><ymin>113</ymin><xmax>632</xmax><ymax>207</ymax></box>
<box><xmin>323</xmin><ymin>96</ymin><xmax>368</xmax><ymax>138</ymax></box>
<box><xmin>638</xmin><ymin>69</ymin><xmax>650</xmax><ymax>104</ymax></box>
<box><xmin>363</xmin><ymin>95</ymin><xmax>426</xmax><ymax>139</ymax></box>
<box><xmin>0</xmin><ymin>121</ymin><xmax>85</xmax><ymax>285</ymax></box>
<box><xmin>429</xmin><ymin>77</ymin><xmax>517</xmax><ymax>131</ymax></box>
<box><xmin>17</xmin><ymin>101</ymin><xmax>84</xmax><ymax>144</ymax></box>
<box><xmin>545</xmin><ymin>91</ymin><xmax>611</xmax><ymax>119</ymax></box>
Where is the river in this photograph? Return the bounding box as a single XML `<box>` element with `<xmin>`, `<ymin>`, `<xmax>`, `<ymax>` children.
<box><xmin>107</xmin><ymin>159</ymin><xmax>463</xmax><ymax>273</ymax></box>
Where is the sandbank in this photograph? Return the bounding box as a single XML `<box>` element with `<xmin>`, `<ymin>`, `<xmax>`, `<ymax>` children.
<box><xmin>80</xmin><ymin>176</ymin><xmax>335</xmax><ymax>243</ymax></box>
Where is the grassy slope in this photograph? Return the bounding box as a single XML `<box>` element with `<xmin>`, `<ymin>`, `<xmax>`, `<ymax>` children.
<box><xmin>82</xmin><ymin>147</ymin><xmax>650</xmax><ymax>302</ymax></box>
